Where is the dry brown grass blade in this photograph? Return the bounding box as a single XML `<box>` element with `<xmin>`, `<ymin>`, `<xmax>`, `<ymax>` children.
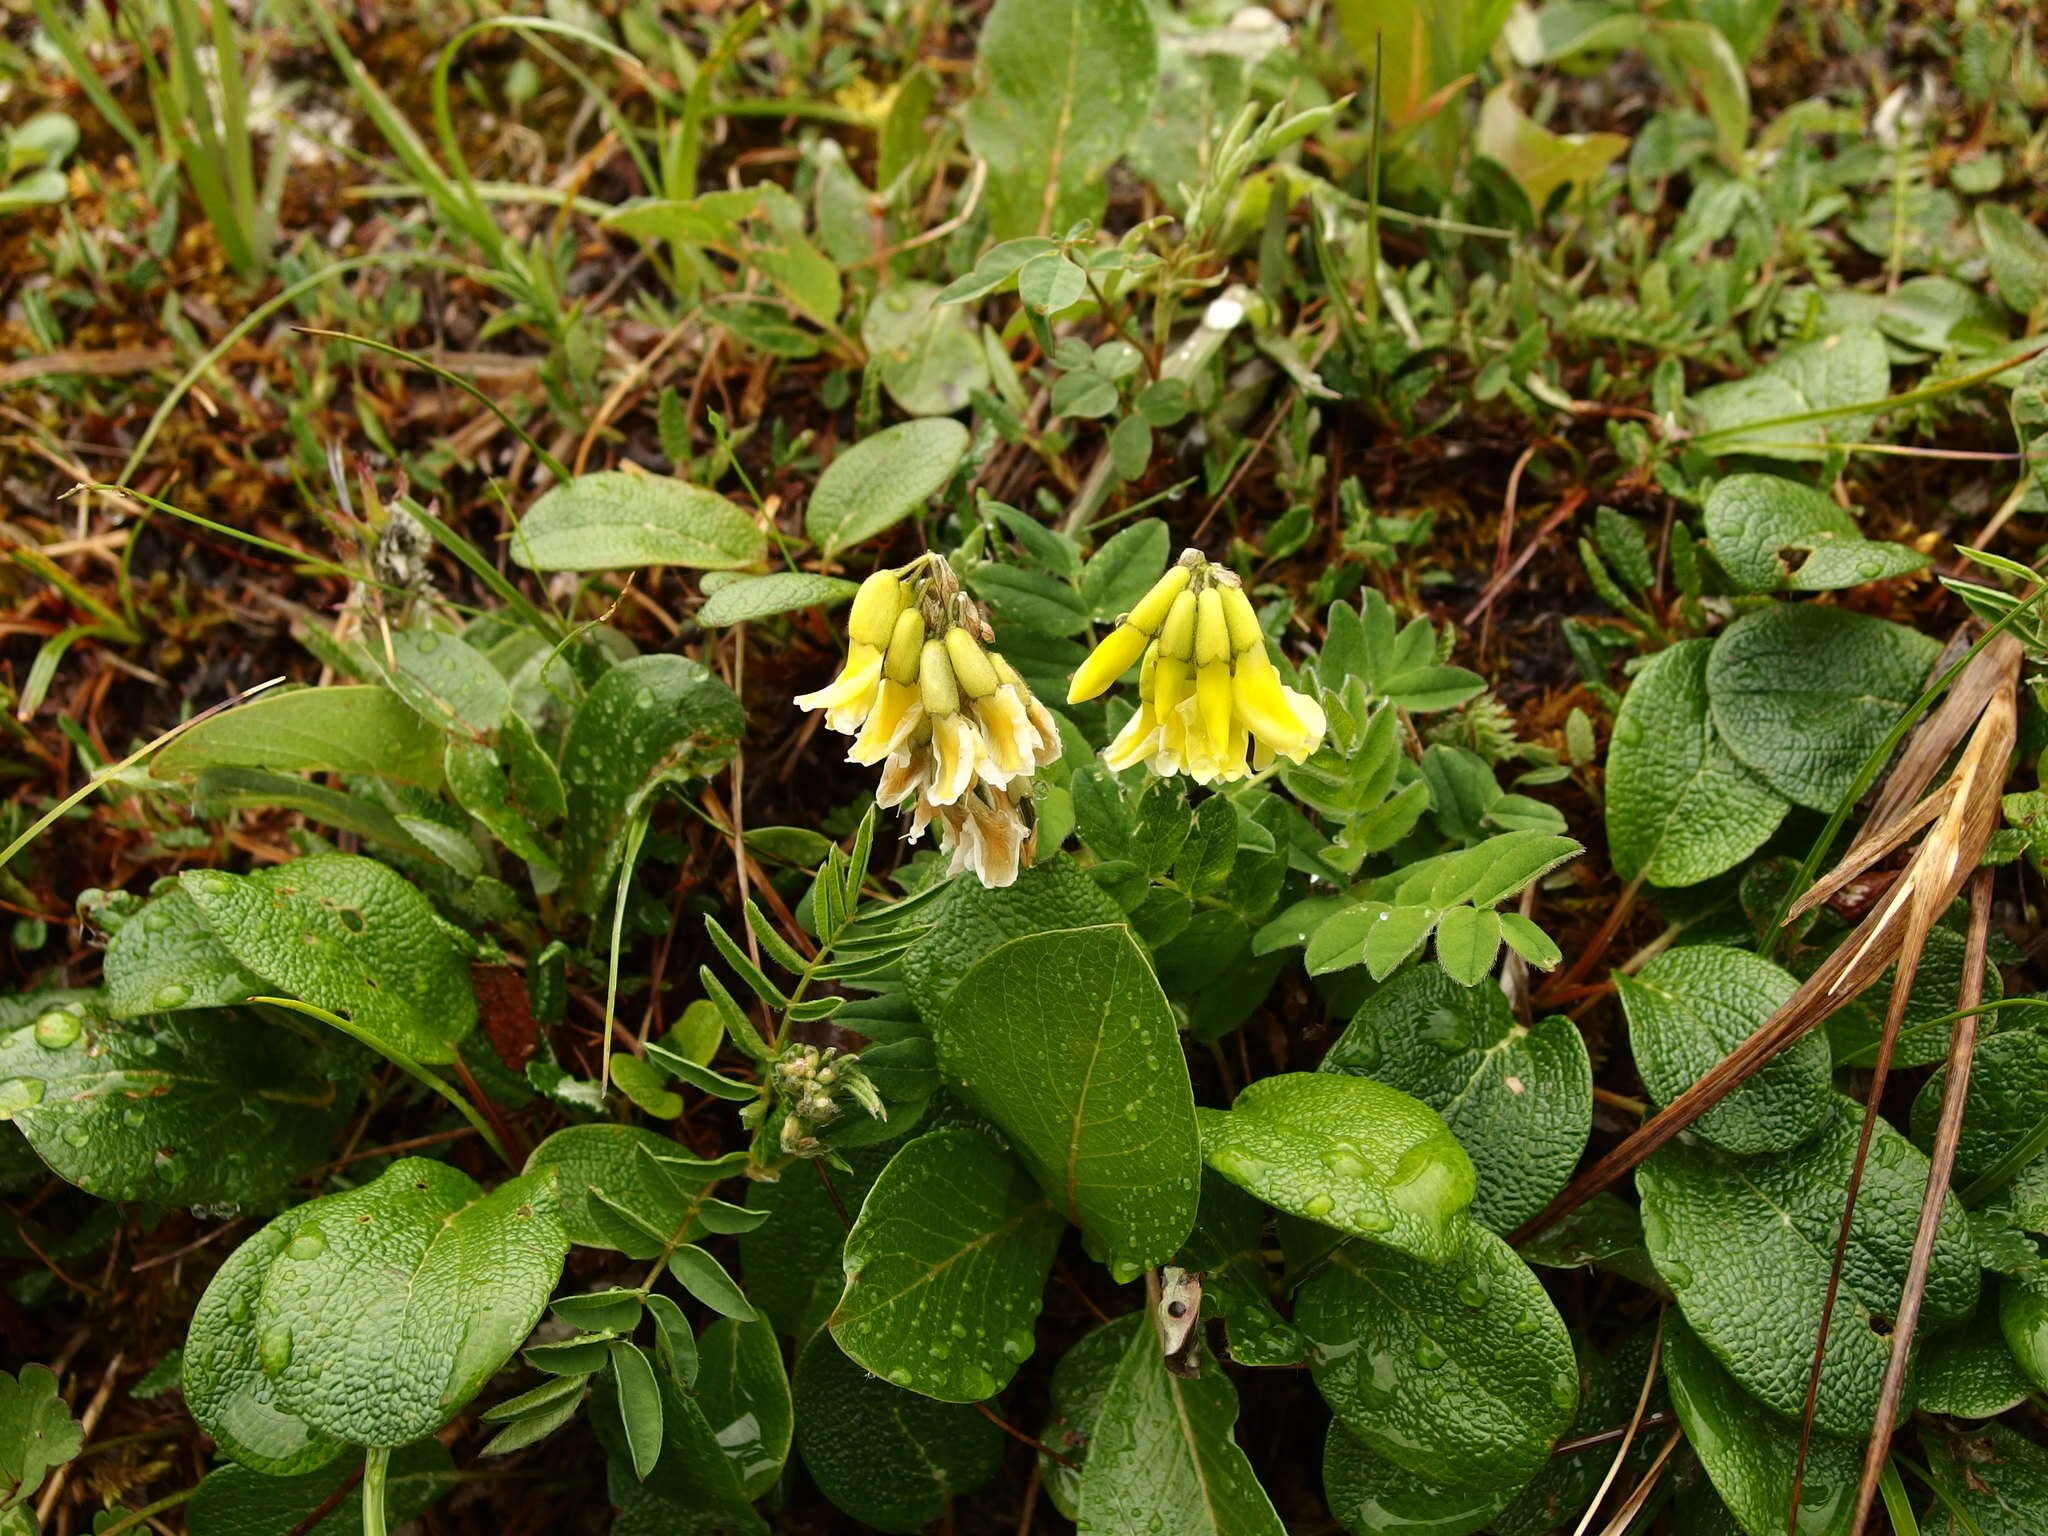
<box><xmin>1569</xmin><ymin>1311</ymin><xmax>1665</xmax><ymax>1536</ymax></box>
<box><xmin>1591</xmin><ymin>1429</ymin><xmax>1683</xmax><ymax>1536</ymax></box>
<box><xmin>1509</xmin><ymin>638</ymin><xmax>2021</xmax><ymax>1250</ymax></box>
<box><xmin>1845</xmin><ymin>866</ymin><xmax>1995</xmax><ymax>1536</ymax></box>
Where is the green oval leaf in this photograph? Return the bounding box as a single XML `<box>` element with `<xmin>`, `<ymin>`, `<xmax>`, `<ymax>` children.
<box><xmin>513</xmin><ymin>471</ymin><xmax>766</xmax><ymax>572</ymax></box>
<box><xmin>695</xmin><ymin>1317</ymin><xmax>792</xmax><ymax>1499</ymax></box>
<box><xmin>1323</xmin><ymin>966</ymin><xmax>1591</xmax><ymax>1234</ymax></box>
<box><xmin>1706</xmin><ymin>604</ymin><xmax>1940</xmax><ymax>813</ymax></box>
<box><xmin>1322</xmin><ymin>1421</ymin><xmax>1514</xmax><ymax>1536</ymax></box>
<box><xmin>1615</xmin><ymin>944</ymin><xmax>1830</xmax><ymax>1155</ymax></box>
<box><xmin>1704</xmin><ymin>474</ymin><xmax>1930</xmax><ymax>595</ymax></box>
<box><xmin>186</xmin><ymin>1159</ymin><xmax>568</xmax><ymax>1464</ymax></box>
<box><xmin>935</xmin><ymin>924</ymin><xmax>1199</xmax><ymax>1282</ymax></box>
<box><xmin>155</xmin><ymin>685</ymin><xmax>444</xmax><ymax>787</ymax></box>
<box><xmin>829</xmin><ymin>1128</ymin><xmax>1062</xmax><ymax>1402</ymax></box>
<box><xmin>102</xmin><ymin>885</ymin><xmax>262</xmax><ymax>1018</ymax></box>
<box><xmin>1606</xmin><ymin>639</ymin><xmax>1788</xmax><ymax>887</ymax></box>
<box><xmin>805</xmin><ymin>418</ymin><xmax>969</xmax><ymax>558</ymax></box>
<box><xmin>1298</xmin><ymin>1225</ymin><xmax>1578</xmax><ymax>1493</ymax></box>
<box><xmin>1199</xmin><ymin>1072</ymin><xmax>1475</xmax><ymax>1262</ymax></box>
<box><xmin>697</xmin><ymin>571</ymin><xmax>858</xmax><ymax>627</ymax></box>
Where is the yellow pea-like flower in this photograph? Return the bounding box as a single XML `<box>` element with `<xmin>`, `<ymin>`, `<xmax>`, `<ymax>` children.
<box><xmin>1066</xmin><ymin>562</ymin><xmax>1194</xmax><ymax>703</ymax></box>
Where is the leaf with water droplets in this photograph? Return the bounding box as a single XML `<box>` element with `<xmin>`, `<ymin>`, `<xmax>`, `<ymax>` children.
<box><xmin>180</xmin><ymin>854</ymin><xmax>478</xmax><ymax>1065</ymax></box>
<box><xmin>1662</xmin><ymin>1316</ymin><xmax>1859</xmax><ymax>1536</ymax></box>
<box><xmin>1637</xmin><ymin>1094</ymin><xmax>1978</xmax><ymax>1436</ymax></box>
<box><xmin>829</xmin><ymin>1128</ymin><xmax>1061</xmax><ymax>1402</ymax></box>
<box><xmin>1323</xmin><ymin>966</ymin><xmax>1590</xmax><ymax>1234</ymax></box>
<box><xmin>1197</xmin><ymin>1072</ymin><xmax>1475</xmax><ymax>1262</ymax></box>
<box><xmin>185</xmin><ymin>1158</ymin><xmax>568</xmax><ymax>1462</ymax></box>
<box><xmin>102</xmin><ymin>886</ymin><xmax>264</xmax><ymax>1019</ymax></box>
<box><xmin>935</xmin><ymin>924</ymin><xmax>1200</xmax><ymax>1282</ymax></box>
<box><xmin>1322</xmin><ymin>1420</ymin><xmax>1516</xmax><ymax>1536</ymax></box>
<box><xmin>0</xmin><ymin>1005</ymin><xmax>352</xmax><ymax>1204</ymax></box>
<box><xmin>694</xmin><ymin>1318</ymin><xmax>792</xmax><ymax>1498</ymax></box>
<box><xmin>794</xmin><ymin>1328</ymin><xmax>1003</xmax><ymax>1533</ymax></box>
<box><xmin>1297</xmin><ymin>1223</ymin><xmax>1578</xmax><ymax>1494</ymax></box>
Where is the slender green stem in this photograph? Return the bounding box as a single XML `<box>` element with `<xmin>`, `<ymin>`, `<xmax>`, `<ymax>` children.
<box><xmin>361</xmin><ymin>1444</ymin><xmax>390</xmax><ymax>1536</ymax></box>
<box><xmin>92</xmin><ymin>1487</ymin><xmax>199</xmax><ymax>1536</ymax></box>
<box><xmin>253</xmin><ymin>998</ymin><xmax>510</xmax><ymax>1168</ymax></box>
<box><xmin>1691</xmin><ymin>343</ymin><xmax>2047</xmax><ymax>449</ymax></box>
<box><xmin>1831</xmin><ymin>996</ymin><xmax>2048</xmax><ymax>1069</ymax></box>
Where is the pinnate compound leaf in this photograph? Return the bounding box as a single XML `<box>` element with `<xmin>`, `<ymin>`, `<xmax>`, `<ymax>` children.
<box><xmin>0</xmin><ymin>1007</ymin><xmax>350</xmax><ymax>1204</ymax></box>
<box><xmin>1637</xmin><ymin>1096</ymin><xmax>1978</xmax><ymax>1436</ymax></box>
<box><xmin>830</xmin><ymin>1128</ymin><xmax>1061</xmax><ymax>1402</ymax></box>
<box><xmin>1606</xmin><ymin>639</ymin><xmax>1788</xmax><ymax>887</ymax></box>
<box><xmin>805</xmin><ymin>418</ymin><xmax>969</xmax><ymax>558</ymax></box>
<box><xmin>594</xmin><ymin>1366</ymin><xmax>766</xmax><ymax>1536</ymax></box>
<box><xmin>0</xmin><ymin>1364</ymin><xmax>82</xmax><ymax>1510</ymax></box>
<box><xmin>794</xmin><ymin>1329</ymin><xmax>1003</xmax><ymax>1534</ymax></box>
<box><xmin>185</xmin><ymin>1441</ymin><xmax>456</xmax><ymax>1536</ymax></box>
<box><xmin>960</xmin><ymin>0</ymin><xmax>1157</xmax><ymax>241</ymax></box>
<box><xmin>560</xmin><ymin>655</ymin><xmax>744</xmax><ymax>910</ymax></box>
<box><xmin>1704</xmin><ymin>474</ymin><xmax>1929</xmax><ymax>595</ymax></box>
<box><xmin>1298</xmin><ymin>1226</ymin><xmax>1578</xmax><ymax>1493</ymax></box>
<box><xmin>1662</xmin><ymin>1317</ymin><xmax>1858</xmax><ymax>1536</ymax></box>
<box><xmin>1074</xmin><ymin>1330</ymin><xmax>1284</xmax><ymax>1536</ymax></box>
<box><xmin>1707</xmin><ymin>604</ymin><xmax>1940</xmax><ymax>813</ymax></box>
<box><xmin>1322</xmin><ymin>1421</ymin><xmax>1514</xmax><ymax>1536</ymax></box>
<box><xmin>1324</xmin><ymin>966</ymin><xmax>1590</xmax><ymax>1234</ymax></box>
<box><xmin>179</xmin><ymin>855</ymin><xmax>477</xmax><ymax>1065</ymax></box>
<box><xmin>694</xmin><ymin>1318</ymin><xmax>791</xmax><ymax>1499</ymax></box>
<box><xmin>154</xmin><ymin>685</ymin><xmax>445</xmax><ymax>787</ymax></box>
<box><xmin>935</xmin><ymin>924</ymin><xmax>1199</xmax><ymax>1281</ymax></box>
<box><xmin>697</xmin><ymin>572</ymin><xmax>858</xmax><ymax>627</ymax></box>
<box><xmin>1199</xmin><ymin>1072</ymin><xmax>1474</xmax><ymax>1261</ymax></box>
<box><xmin>512</xmin><ymin>471</ymin><xmax>766</xmax><ymax>572</ymax></box>
<box><xmin>102</xmin><ymin>886</ymin><xmax>263</xmax><ymax>1017</ymax></box>
<box><xmin>1615</xmin><ymin>945</ymin><xmax>1830</xmax><ymax>1155</ymax></box>
<box><xmin>187</xmin><ymin>1160</ymin><xmax>568</xmax><ymax>1465</ymax></box>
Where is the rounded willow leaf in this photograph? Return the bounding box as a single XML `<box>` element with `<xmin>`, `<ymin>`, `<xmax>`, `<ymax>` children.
<box><xmin>1922</xmin><ymin>1421</ymin><xmax>2048</xmax><ymax>1536</ymax></box>
<box><xmin>804</xmin><ymin>418</ymin><xmax>970</xmax><ymax>557</ymax></box>
<box><xmin>1322</xmin><ymin>1421</ymin><xmax>1516</xmax><ymax>1536</ymax></box>
<box><xmin>1663</xmin><ymin>1317</ymin><xmax>1859</xmax><ymax>1536</ymax></box>
<box><xmin>1297</xmin><ymin>1225</ymin><xmax>1578</xmax><ymax>1493</ymax></box>
<box><xmin>901</xmin><ymin>858</ymin><xmax>1124</xmax><ymax>1021</ymax></box>
<box><xmin>1706</xmin><ymin>604</ymin><xmax>1941</xmax><ymax>813</ymax></box>
<box><xmin>1917</xmin><ymin>1296</ymin><xmax>2033</xmax><ymax>1419</ymax></box>
<box><xmin>1615</xmin><ymin>945</ymin><xmax>1830</xmax><ymax>1155</ymax></box>
<box><xmin>1911</xmin><ymin>1028</ymin><xmax>2048</xmax><ymax>1184</ymax></box>
<box><xmin>1198</xmin><ymin>1072</ymin><xmax>1475</xmax><ymax>1262</ymax></box>
<box><xmin>696</xmin><ymin>572</ymin><xmax>858</xmax><ymax>627</ymax></box>
<box><xmin>1040</xmin><ymin>1313</ymin><xmax>1145</xmax><ymax>1520</ymax></box>
<box><xmin>1704</xmin><ymin>474</ymin><xmax>1930</xmax><ymax>595</ymax></box>
<box><xmin>1323</xmin><ymin>966</ymin><xmax>1591</xmax><ymax>1234</ymax></box>
<box><xmin>694</xmin><ymin>1318</ymin><xmax>791</xmax><ymax>1499</ymax></box>
<box><xmin>179</xmin><ymin>855</ymin><xmax>477</xmax><ymax>1065</ymax></box>
<box><xmin>1638</xmin><ymin>1096</ymin><xmax>1979</xmax><ymax>1436</ymax></box>
<box><xmin>861</xmin><ymin>280</ymin><xmax>991</xmax><ymax>416</ymax></box>
<box><xmin>959</xmin><ymin>0</ymin><xmax>1159</xmax><ymax>241</ymax></box>
<box><xmin>829</xmin><ymin>1128</ymin><xmax>1062</xmax><ymax>1402</ymax></box>
<box><xmin>187</xmin><ymin>1159</ymin><xmax>570</xmax><ymax>1456</ymax></box>
<box><xmin>0</xmin><ymin>1007</ymin><xmax>350</xmax><ymax>1204</ymax></box>
<box><xmin>559</xmin><ymin>654</ymin><xmax>744</xmax><ymax>910</ymax></box>
<box><xmin>793</xmin><ymin>1329</ymin><xmax>1003</xmax><ymax>1534</ymax></box>
<box><xmin>525</xmin><ymin>1123</ymin><xmax>709</xmax><ymax>1258</ymax></box>
<box><xmin>185</xmin><ymin>1440</ymin><xmax>456</xmax><ymax>1536</ymax></box>
<box><xmin>934</xmin><ymin>923</ymin><xmax>1199</xmax><ymax>1282</ymax></box>
<box><xmin>1605</xmin><ymin>639</ymin><xmax>1788</xmax><ymax>887</ymax></box>
<box><xmin>512</xmin><ymin>471</ymin><xmax>767</xmax><ymax>572</ymax></box>
<box><xmin>102</xmin><ymin>886</ymin><xmax>262</xmax><ymax>1017</ymax></box>
<box><xmin>1075</xmin><ymin>1328</ymin><xmax>1284</xmax><ymax>1536</ymax></box>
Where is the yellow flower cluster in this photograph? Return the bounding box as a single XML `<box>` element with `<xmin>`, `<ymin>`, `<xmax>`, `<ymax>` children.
<box><xmin>1067</xmin><ymin>550</ymin><xmax>1325</xmax><ymax>783</ymax></box>
<box><xmin>795</xmin><ymin>557</ymin><xmax>1059</xmax><ymax>888</ymax></box>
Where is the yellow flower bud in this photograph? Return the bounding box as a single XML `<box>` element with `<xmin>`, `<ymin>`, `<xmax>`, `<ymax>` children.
<box><xmin>945</xmin><ymin>627</ymin><xmax>1002</xmax><ymax>699</ymax></box>
<box><xmin>847</xmin><ymin>570</ymin><xmax>904</xmax><ymax>649</ymax></box>
<box><xmin>1126</xmin><ymin>563</ymin><xmax>1193</xmax><ymax>635</ymax></box>
<box><xmin>1193</xmin><ymin>589</ymin><xmax>1233</xmax><ymax>750</ymax></box>
<box><xmin>884</xmin><ymin>608</ymin><xmax>926</xmax><ymax>686</ymax></box>
<box><xmin>1157</xmin><ymin>589</ymin><xmax>1198</xmax><ymax>661</ymax></box>
<box><xmin>1066</xmin><ymin>622</ymin><xmax>1148</xmax><ymax>703</ymax></box>
<box><xmin>1220</xmin><ymin>582</ymin><xmax>1265</xmax><ymax>656</ymax></box>
<box><xmin>919</xmin><ymin>638</ymin><xmax>960</xmax><ymax>717</ymax></box>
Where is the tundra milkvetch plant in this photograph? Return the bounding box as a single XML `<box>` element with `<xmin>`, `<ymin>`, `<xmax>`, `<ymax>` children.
<box><xmin>796</xmin><ymin>554</ymin><xmax>1060</xmax><ymax>887</ymax></box>
<box><xmin>1068</xmin><ymin>548</ymin><xmax>1326</xmax><ymax>782</ymax></box>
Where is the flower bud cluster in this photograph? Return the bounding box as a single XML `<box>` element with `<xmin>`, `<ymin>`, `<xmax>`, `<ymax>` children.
<box><xmin>1067</xmin><ymin>549</ymin><xmax>1326</xmax><ymax>783</ymax></box>
<box><xmin>794</xmin><ymin>556</ymin><xmax>1061</xmax><ymax>887</ymax></box>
